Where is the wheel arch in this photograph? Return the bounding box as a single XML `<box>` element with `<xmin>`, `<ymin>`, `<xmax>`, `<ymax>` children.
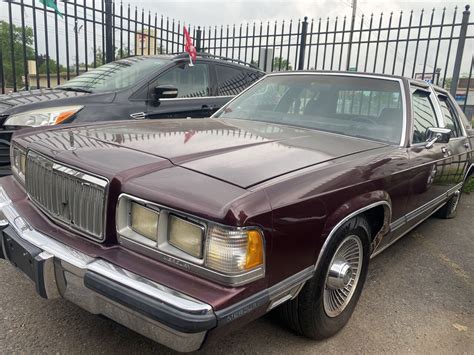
<box><xmin>466</xmin><ymin>163</ymin><xmax>474</xmax><ymax>180</ymax></box>
<box><xmin>313</xmin><ymin>193</ymin><xmax>392</xmax><ymax>274</ymax></box>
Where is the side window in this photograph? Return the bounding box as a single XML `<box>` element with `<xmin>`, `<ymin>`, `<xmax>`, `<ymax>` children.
<box><xmin>412</xmin><ymin>90</ymin><xmax>439</xmax><ymax>144</ymax></box>
<box><xmin>438</xmin><ymin>95</ymin><xmax>462</xmax><ymax>138</ymax></box>
<box><xmin>154</xmin><ymin>63</ymin><xmax>210</xmax><ymax>98</ymax></box>
<box><xmin>216</xmin><ymin>65</ymin><xmax>249</xmax><ymax>96</ymax></box>
<box><xmin>247</xmin><ymin>70</ymin><xmax>265</xmax><ymax>84</ymax></box>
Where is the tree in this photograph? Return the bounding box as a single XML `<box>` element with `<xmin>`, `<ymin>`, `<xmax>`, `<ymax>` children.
<box><xmin>0</xmin><ymin>21</ymin><xmax>35</xmax><ymax>88</ymax></box>
<box><xmin>273</xmin><ymin>57</ymin><xmax>293</xmax><ymax>71</ymax></box>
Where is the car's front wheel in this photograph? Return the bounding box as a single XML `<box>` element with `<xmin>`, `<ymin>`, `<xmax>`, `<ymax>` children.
<box><xmin>279</xmin><ymin>216</ymin><xmax>370</xmax><ymax>339</ymax></box>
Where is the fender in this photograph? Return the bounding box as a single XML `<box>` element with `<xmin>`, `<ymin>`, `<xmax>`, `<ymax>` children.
<box><xmin>313</xmin><ymin>191</ymin><xmax>392</xmax><ymax>274</ymax></box>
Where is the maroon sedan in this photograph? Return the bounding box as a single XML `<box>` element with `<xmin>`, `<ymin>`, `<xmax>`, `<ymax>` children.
<box><xmin>1</xmin><ymin>73</ymin><xmax>473</xmax><ymax>352</ymax></box>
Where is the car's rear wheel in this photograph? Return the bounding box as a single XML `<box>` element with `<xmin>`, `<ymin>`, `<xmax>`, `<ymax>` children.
<box><xmin>279</xmin><ymin>216</ymin><xmax>370</xmax><ymax>339</ymax></box>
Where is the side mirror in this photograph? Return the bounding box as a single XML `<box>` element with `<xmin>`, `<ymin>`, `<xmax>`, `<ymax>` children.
<box><xmin>425</xmin><ymin>127</ymin><xmax>451</xmax><ymax>149</ymax></box>
<box><xmin>154</xmin><ymin>85</ymin><xmax>178</xmax><ymax>99</ymax></box>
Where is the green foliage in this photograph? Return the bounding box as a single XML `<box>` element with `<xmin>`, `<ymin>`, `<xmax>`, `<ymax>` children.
<box><xmin>273</xmin><ymin>57</ymin><xmax>292</xmax><ymax>71</ymax></box>
<box><xmin>464</xmin><ymin>176</ymin><xmax>474</xmax><ymax>194</ymax></box>
<box><xmin>0</xmin><ymin>20</ymin><xmax>35</xmax><ymax>87</ymax></box>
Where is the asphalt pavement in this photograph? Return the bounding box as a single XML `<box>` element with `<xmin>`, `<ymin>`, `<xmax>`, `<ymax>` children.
<box><xmin>0</xmin><ymin>194</ymin><xmax>472</xmax><ymax>354</ymax></box>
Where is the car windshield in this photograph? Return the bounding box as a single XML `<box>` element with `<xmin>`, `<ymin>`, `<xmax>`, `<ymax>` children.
<box><xmin>215</xmin><ymin>74</ymin><xmax>404</xmax><ymax>144</ymax></box>
<box><xmin>57</xmin><ymin>57</ymin><xmax>169</xmax><ymax>93</ymax></box>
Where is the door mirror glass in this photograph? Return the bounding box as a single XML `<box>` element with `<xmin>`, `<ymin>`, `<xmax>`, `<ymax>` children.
<box><xmin>425</xmin><ymin>127</ymin><xmax>451</xmax><ymax>148</ymax></box>
<box><xmin>154</xmin><ymin>85</ymin><xmax>178</xmax><ymax>99</ymax></box>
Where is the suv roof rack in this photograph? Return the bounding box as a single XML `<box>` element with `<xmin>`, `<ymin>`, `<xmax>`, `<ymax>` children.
<box><xmin>171</xmin><ymin>52</ymin><xmax>260</xmax><ymax>70</ymax></box>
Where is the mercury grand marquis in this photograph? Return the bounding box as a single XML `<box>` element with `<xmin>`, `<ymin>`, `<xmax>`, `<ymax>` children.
<box><xmin>0</xmin><ymin>72</ymin><xmax>473</xmax><ymax>352</ymax></box>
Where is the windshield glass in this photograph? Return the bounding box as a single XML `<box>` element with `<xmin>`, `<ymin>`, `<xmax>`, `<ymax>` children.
<box><xmin>215</xmin><ymin>75</ymin><xmax>404</xmax><ymax>144</ymax></box>
<box><xmin>57</xmin><ymin>57</ymin><xmax>169</xmax><ymax>93</ymax></box>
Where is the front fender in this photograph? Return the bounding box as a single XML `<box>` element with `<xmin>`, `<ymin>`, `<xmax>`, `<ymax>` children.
<box><xmin>314</xmin><ymin>191</ymin><xmax>392</xmax><ymax>273</ymax></box>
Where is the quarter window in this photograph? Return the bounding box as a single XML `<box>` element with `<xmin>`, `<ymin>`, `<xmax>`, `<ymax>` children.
<box><xmin>438</xmin><ymin>95</ymin><xmax>461</xmax><ymax>138</ymax></box>
<box><xmin>411</xmin><ymin>90</ymin><xmax>439</xmax><ymax>144</ymax></box>
<box><xmin>155</xmin><ymin>63</ymin><xmax>210</xmax><ymax>98</ymax></box>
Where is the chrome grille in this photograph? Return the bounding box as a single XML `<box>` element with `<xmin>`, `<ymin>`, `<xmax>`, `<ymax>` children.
<box><xmin>25</xmin><ymin>151</ymin><xmax>107</xmax><ymax>241</ymax></box>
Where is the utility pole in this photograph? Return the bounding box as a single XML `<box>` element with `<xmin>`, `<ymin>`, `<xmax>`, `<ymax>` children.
<box><xmin>105</xmin><ymin>0</ymin><xmax>114</xmax><ymax>63</ymax></box>
<box><xmin>346</xmin><ymin>0</ymin><xmax>357</xmax><ymax>71</ymax></box>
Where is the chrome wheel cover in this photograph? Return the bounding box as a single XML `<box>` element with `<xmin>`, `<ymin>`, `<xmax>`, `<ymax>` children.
<box><xmin>323</xmin><ymin>235</ymin><xmax>363</xmax><ymax>318</ymax></box>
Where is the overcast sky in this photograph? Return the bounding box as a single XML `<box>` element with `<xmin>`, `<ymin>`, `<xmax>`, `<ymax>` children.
<box><xmin>1</xmin><ymin>0</ymin><xmax>472</xmax><ymax>80</ymax></box>
<box><xmin>128</xmin><ymin>0</ymin><xmax>468</xmax><ymax>26</ymax></box>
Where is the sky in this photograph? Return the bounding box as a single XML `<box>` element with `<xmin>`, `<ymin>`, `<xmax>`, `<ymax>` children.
<box><xmin>0</xmin><ymin>0</ymin><xmax>472</xmax><ymax>81</ymax></box>
<box><xmin>128</xmin><ymin>0</ymin><xmax>469</xmax><ymax>27</ymax></box>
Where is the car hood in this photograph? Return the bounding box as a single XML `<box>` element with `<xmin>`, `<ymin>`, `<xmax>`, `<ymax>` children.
<box><xmin>0</xmin><ymin>89</ymin><xmax>115</xmax><ymax>117</ymax></box>
<box><xmin>17</xmin><ymin>118</ymin><xmax>388</xmax><ymax>188</ymax></box>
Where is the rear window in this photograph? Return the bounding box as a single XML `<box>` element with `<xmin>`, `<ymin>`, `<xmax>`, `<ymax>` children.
<box><xmin>58</xmin><ymin>57</ymin><xmax>169</xmax><ymax>93</ymax></box>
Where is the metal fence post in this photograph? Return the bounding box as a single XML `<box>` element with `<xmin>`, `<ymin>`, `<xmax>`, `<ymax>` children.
<box><xmin>0</xmin><ymin>34</ymin><xmax>4</xmax><ymax>94</ymax></box>
<box><xmin>298</xmin><ymin>17</ymin><xmax>308</xmax><ymax>70</ymax></box>
<box><xmin>105</xmin><ymin>0</ymin><xmax>114</xmax><ymax>63</ymax></box>
<box><xmin>450</xmin><ymin>5</ymin><xmax>470</xmax><ymax>97</ymax></box>
<box><xmin>196</xmin><ymin>27</ymin><xmax>202</xmax><ymax>52</ymax></box>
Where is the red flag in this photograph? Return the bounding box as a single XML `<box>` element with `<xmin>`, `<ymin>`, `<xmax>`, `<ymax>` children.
<box><xmin>183</xmin><ymin>26</ymin><xmax>197</xmax><ymax>65</ymax></box>
<box><xmin>184</xmin><ymin>130</ymin><xmax>196</xmax><ymax>144</ymax></box>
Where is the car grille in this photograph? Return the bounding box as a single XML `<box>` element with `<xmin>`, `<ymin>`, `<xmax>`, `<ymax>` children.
<box><xmin>25</xmin><ymin>151</ymin><xmax>108</xmax><ymax>241</ymax></box>
<box><xmin>0</xmin><ymin>129</ymin><xmax>13</xmax><ymax>168</ymax></box>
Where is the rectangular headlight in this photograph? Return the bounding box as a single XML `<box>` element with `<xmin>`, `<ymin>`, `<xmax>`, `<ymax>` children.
<box><xmin>205</xmin><ymin>226</ymin><xmax>264</xmax><ymax>274</ymax></box>
<box><xmin>11</xmin><ymin>144</ymin><xmax>26</xmax><ymax>183</ymax></box>
<box><xmin>168</xmin><ymin>215</ymin><xmax>204</xmax><ymax>258</ymax></box>
<box><xmin>130</xmin><ymin>202</ymin><xmax>159</xmax><ymax>242</ymax></box>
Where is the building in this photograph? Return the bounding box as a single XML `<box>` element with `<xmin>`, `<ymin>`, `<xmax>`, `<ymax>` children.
<box><xmin>135</xmin><ymin>29</ymin><xmax>159</xmax><ymax>56</ymax></box>
<box><xmin>455</xmin><ymin>77</ymin><xmax>474</xmax><ymax>121</ymax></box>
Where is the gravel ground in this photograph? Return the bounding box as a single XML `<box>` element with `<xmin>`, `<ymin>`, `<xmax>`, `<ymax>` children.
<box><xmin>0</xmin><ymin>194</ymin><xmax>473</xmax><ymax>354</ymax></box>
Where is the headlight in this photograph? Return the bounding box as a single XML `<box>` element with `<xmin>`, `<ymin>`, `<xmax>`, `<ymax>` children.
<box><xmin>130</xmin><ymin>202</ymin><xmax>159</xmax><ymax>243</ymax></box>
<box><xmin>11</xmin><ymin>144</ymin><xmax>27</xmax><ymax>183</ymax></box>
<box><xmin>4</xmin><ymin>106</ymin><xmax>83</xmax><ymax>127</ymax></box>
<box><xmin>168</xmin><ymin>215</ymin><xmax>205</xmax><ymax>258</ymax></box>
<box><xmin>116</xmin><ymin>195</ymin><xmax>265</xmax><ymax>285</ymax></box>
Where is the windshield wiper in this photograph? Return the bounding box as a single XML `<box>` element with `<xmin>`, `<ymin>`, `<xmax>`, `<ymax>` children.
<box><xmin>57</xmin><ymin>87</ymin><xmax>92</xmax><ymax>93</ymax></box>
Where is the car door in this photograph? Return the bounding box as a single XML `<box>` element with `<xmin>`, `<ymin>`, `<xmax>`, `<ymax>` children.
<box><xmin>145</xmin><ymin>61</ymin><xmax>215</xmax><ymax>119</ymax></box>
<box><xmin>435</xmin><ymin>91</ymin><xmax>471</xmax><ymax>186</ymax></box>
<box><xmin>405</xmin><ymin>85</ymin><xmax>456</xmax><ymax>224</ymax></box>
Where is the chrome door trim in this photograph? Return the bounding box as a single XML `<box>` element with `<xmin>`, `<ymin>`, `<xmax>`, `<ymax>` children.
<box><xmin>160</xmin><ymin>95</ymin><xmax>234</xmax><ymax>101</ymax></box>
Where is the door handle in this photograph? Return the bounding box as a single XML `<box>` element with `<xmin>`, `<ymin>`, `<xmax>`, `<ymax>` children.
<box><xmin>464</xmin><ymin>142</ymin><xmax>470</xmax><ymax>149</ymax></box>
<box><xmin>201</xmin><ymin>105</ymin><xmax>215</xmax><ymax>111</ymax></box>
<box><xmin>441</xmin><ymin>147</ymin><xmax>450</xmax><ymax>157</ymax></box>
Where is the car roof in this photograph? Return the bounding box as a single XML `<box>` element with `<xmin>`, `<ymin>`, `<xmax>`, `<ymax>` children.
<box><xmin>265</xmin><ymin>70</ymin><xmax>450</xmax><ymax>92</ymax></box>
<box><xmin>134</xmin><ymin>52</ymin><xmax>263</xmax><ymax>72</ymax></box>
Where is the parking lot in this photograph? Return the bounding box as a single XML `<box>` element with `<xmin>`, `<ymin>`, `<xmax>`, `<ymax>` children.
<box><xmin>0</xmin><ymin>194</ymin><xmax>472</xmax><ymax>354</ymax></box>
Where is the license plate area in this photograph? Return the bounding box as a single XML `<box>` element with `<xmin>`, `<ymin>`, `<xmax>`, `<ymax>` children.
<box><xmin>1</xmin><ymin>226</ymin><xmax>48</xmax><ymax>298</ymax></box>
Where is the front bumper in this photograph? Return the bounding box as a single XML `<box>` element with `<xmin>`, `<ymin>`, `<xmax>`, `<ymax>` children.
<box><xmin>0</xmin><ymin>187</ymin><xmax>216</xmax><ymax>352</ymax></box>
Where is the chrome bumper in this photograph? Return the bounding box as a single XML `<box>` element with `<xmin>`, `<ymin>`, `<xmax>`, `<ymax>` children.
<box><xmin>0</xmin><ymin>187</ymin><xmax>215</xmax><ymax>353</ymax></box>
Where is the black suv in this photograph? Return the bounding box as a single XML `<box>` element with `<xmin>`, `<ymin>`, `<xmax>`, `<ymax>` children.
<box><xmin>0</xmin><ymin>53</ymin><xmax>264</xmax><ymax>175</ymax></box>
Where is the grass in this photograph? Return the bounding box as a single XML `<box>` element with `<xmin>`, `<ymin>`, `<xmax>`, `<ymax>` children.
<box><xmin>464</xmin><ymin>176</ymin><xmax>474</xmax><ymax>194</ymax></box>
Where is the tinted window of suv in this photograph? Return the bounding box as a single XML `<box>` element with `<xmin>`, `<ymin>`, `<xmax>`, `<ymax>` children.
<box><xmin>216</xmin><ymin>65</ymin><xmax>251</xmax><ymax>96</ymax></box>
<box><xmin>156</xmin><ymin>63</ymin><xmax>210</xmax><ymax>98</ymax></box>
